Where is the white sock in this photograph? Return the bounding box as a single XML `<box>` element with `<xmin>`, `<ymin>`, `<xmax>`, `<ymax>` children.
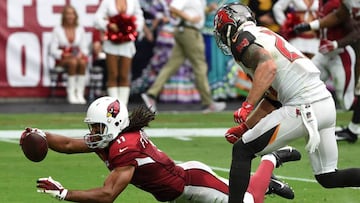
<box><xmin>261</xmin><ymin>154</ymin><xmax>277</xmax><ymax>168</ymax></box>
<box><xmin>107</xmin><ymin>87</ymin><xmax>118</xmax><ymax>99</ymax></box>
<box><xmin>117</xmin><ymin>86</ymin><xmax>130</xmax><ymax>107</ymax></box>
<box><xmin>349</xmin><ymin>122</ymin><xmax>360</xmax><ymax>134</ymax></box>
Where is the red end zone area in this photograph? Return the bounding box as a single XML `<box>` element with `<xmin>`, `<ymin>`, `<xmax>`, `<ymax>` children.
<box><xmin>0</xmin><ymin>87</ymin><xmax>66</xmax><ymax>98</ymax></box>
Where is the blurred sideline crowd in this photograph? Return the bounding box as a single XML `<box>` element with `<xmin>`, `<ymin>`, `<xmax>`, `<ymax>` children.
<box><xmin>50</xmin><ymin>0</ymin><xmax>360</xmax><ymax>115</ymax></box>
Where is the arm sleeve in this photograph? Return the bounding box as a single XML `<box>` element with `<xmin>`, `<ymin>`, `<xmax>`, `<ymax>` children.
<box><xmin>230</xmin><ymin>31</ymin><xmax>256</xmax><ymax>62</ymax></box>
<box><xmin>111</xmin><ymin>150</ymin><xmax>139</xmax><ymax>168</ymax></box>
<box><xmin>49</xmin><ymin>27</ymin><xmax>63</xmax><ymax>60</ymax></box>
<box><xmin>134</xmin><ymin>0</ymin><xmax>144</xmax><ymax>32</ymax></box>
<box><xmin>79</xmin><ymin>27</ymin><xmax>90</xmax><ymax>56</ymax></box>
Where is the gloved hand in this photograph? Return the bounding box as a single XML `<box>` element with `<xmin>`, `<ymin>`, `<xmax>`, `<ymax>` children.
<box><xmin>225</xmin><ymin>123</ymin><xmax>249</xmax><ymax>144</ymax></box>
<box><xmin>37</xmin><ymin>177</ymin><xmax>68</xmax><ymax>201</ymax></box>
<box><xmin>233</xmin><ymin>101</ymin><xmax>254</xmax><ymax>124</ymax></box>
<box><xmin>293</xmin><ymin>23</ymin><xmax>311</xmax><ymax>34</ymax></box>
<box><xmin>20</xmin><ymin>127</ymin><xmax>46</xmax><ymax>145</ymax></box>
<box><xmin>319</xmin><ymin>40</ymin><xmax>338</xmax><ymax>54</ymax></box>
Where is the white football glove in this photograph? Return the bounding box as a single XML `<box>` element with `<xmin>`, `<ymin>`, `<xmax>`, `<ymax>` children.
<box><xmin>37</xmin><ymin>176</ymin><xmax>68</xmax><ymax>201</ymax></box>
<box><xmin>319</xmin><ymin>40</ymin><xmax>338</xmax><ymax>54</ymax></box>
<box><xmin>20</xmin><ymin>127</ymin><xmax>46</xmax><ymax>145</ymax></box>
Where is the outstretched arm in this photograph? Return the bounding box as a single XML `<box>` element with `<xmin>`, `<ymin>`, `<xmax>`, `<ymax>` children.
<box><xmin>37</xmin><ymin>165</ymin><xmax>135</xmax><ymax>203</ymax></box>
<box><xmin>294</xmin><ymin>3</ymin><xmax>350</xmax><ymax>33</ymax></box>
<box><xmin>65</xmin><ymin>166</ymin><xmax>135</xmax><ymax>203</ymax></box>
<box><xmin>45</xmin><ymin>132</ymin><xmax>92</xmax><ymax>154</ymax></box>
<box><xmin>315</xmin><ymin>3</ymin><xmax>350</xmax><ymax>29</ymax></box>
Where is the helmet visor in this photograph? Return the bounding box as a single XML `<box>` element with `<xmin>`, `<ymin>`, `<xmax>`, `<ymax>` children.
<box><xmin>84</xmin><ymin>123</ymin><xmax>111</xmax><ymax>149</ymax></box>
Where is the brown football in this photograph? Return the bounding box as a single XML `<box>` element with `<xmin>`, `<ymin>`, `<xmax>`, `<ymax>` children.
<box><xmin>20</xmin><ymin>132</ymin><xmax>48</xmax><ymax>162</ymax></box>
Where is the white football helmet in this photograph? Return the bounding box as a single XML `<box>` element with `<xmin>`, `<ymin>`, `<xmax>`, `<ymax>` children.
<box><xmin>84</xmin><ymin>96</ymin><xmax>130</xmax><ymax>148</ymax></box>
<box><xmin>214</xmin><ymin>2</ymin><xmax>256</xmax><ymax>55</ymax></box>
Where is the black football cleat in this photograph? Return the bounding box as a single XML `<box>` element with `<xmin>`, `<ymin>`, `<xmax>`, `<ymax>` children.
<box><xmin>272</xmin><ymin>146</ymin><xmax>301</xmax><ymax>168</ymax></box>
<box><xmin>335</xmin><ymin>127</ymin><xmax>358</xmax><ymax>143</ymax></box>
<box><xmin>266</xmin><ymin>174</ymin><xmax>295</xmax><ymax>199</ymax></box>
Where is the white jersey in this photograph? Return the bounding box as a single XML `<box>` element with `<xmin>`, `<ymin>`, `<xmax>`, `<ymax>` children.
<box><xmin>234</xmin><ymin>23</ymin><xmax>331</xmax><ymax>105</ymax></box>
<box><xmin>170</xmin><ymin>0</ymin><xmax>206</xmax><ymax>29</ymax></box>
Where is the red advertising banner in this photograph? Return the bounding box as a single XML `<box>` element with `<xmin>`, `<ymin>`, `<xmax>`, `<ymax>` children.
<box><xmin>0</xmin><ymin>0</ymin><xmax>100</xmax><ymax>98</ymax></box>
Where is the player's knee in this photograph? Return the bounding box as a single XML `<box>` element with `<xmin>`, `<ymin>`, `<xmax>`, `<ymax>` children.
<box><xmin>315</xmin><ymin>171</ymin><xmax>338</xmax><ymax>188</ymax></box>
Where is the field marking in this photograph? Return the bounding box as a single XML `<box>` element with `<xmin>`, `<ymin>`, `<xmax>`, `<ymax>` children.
<box><xmin>174</xmin><ymin>160</ymin><xmax>318</xmax><ymax>184</ymax></box>
<box><xmin>0</xmin><ymin>128</ymin><xmax>227</xmax><ymax>139</ymax></box>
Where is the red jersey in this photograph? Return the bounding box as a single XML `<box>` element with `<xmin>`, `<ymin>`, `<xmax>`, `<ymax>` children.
<box><xmin>95</xmin><ymin>130</ymin><xmax>186</xmax><ymax>202</ymax></box>
<box><xmin>319</xmin><ymin>0</ymin><xmax>351</xmax><ymax>40</ymax></box>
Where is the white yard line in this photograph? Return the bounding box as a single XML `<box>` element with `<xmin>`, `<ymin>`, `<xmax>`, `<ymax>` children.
<box><xmin>0</xmin><ymin>128</ymin><xmax>228</xmax><ymax>139</ymax></box>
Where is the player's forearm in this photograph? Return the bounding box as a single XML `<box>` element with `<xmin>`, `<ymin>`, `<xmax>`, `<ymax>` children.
<box><xmin>318</xmin><ymin>12</ymin><xmax>341</xmax><ymax>29</ymax></box>
<box><xmin>45</xmin><ymin>132</ymin><xmax>91</xmax><ymax>153</ymax></box>
<box><xmin>337</xmin><ymin>30</ymin><xmax>360</xmax><ymax>48</ymax></box>
<box><xmin>247</xmin><ymin>61</ymin><xmax>276</xmax><ymax>106</ymax></box>
<box><xmin>318</xmin><ymin>4</ymin><xmax>349</xmax><ymax>29</ymax></box>
<box><xmin>65</xmin><ymin>188</ymin><xmax>116</xmax><ymax>203</ymax></box>
<box><xmin>245</xmin><ymin>99</ymin><xmax>274</xmax><ymax>128</ymax></box>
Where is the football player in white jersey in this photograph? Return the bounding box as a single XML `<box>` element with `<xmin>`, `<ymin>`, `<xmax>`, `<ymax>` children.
<box><xmin>214</xmin><ymin>2</ymin><xmax>360</xmax><ymax>202</ymax></box>
<box><xmin>294</xmin><ymin>0</ymin><xmax>360</xmax><ymax>142</ymax></box>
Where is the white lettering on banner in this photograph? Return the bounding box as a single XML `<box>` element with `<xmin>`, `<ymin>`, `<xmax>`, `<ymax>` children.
<box><xmin>1</xmin><ymin>0</ymin><xmax>101</xmax><ymax>95</ymax></box>
<box><xmin>71</xmin><ymin>0</ymin><xmax>100</xmax><ymax>27</ymax></box>
<box><xmin>37</xmin><ymin>0</ymin><xmax>65</xmax><ymax>27</ymax></box>
<box><xmin>42</xmin><ymin>32</ymin><xmax>55</xmax><ymax>86</ymax></box>
<box><xmin>7</xmin><ymin>0</ymin><xmax>32</xmax><ymax>27</ymax></box>
<box><xmin>6</xmin><ymin>33</ymin><xmax>41</xmax><ymax>87</ymax></box>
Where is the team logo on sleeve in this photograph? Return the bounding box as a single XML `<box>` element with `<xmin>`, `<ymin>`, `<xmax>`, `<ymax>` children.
<box><xmin>235</xmin><ymin>38</ymin><xmax>250</xmax><ymax>53</ymax></box>
<box><xmin>107</xmin><ymin>100</ymin><xmax>120</xmax><ymax>118</ymax></box>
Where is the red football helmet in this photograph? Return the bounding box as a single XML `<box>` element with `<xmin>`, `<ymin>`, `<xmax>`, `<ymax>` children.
<box><xmin>214</xmin><ymin>2</ymin><xmax>256</xmax><ymax>55</ymax></box>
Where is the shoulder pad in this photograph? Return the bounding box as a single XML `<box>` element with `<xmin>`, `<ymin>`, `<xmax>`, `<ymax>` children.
<box><xmin>231</xmin><ymin>31</ymin><xmax>256</xmax><ymax>61</ymax></box>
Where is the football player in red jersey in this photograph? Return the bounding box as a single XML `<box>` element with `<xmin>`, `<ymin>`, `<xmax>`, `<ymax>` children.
<box><xmin>293</xmin><ymin>0</ymin><xmax>360</xmax><ymax>143</ymax></box>
<box><xmin>22</xmin><ymin>96</ymin><xmax>298</xmax><ymax>203</ymax></box>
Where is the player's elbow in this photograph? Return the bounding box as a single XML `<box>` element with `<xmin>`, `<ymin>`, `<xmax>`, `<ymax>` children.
<box><xmin>98</xmin><ymin>192</ymin><xmax>117</xmax><ymax>203</ymax></box>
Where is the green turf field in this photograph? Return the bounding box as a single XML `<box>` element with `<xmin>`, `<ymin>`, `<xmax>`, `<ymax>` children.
<box><xmin>1</xmin><ymin>111</ymin><xmax>359</xmax><ymax>202</ymax></box>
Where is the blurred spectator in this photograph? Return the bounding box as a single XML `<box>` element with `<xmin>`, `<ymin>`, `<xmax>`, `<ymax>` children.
<box><xmin>131</xmin><ymin>0</ymin><xmax>167</xmax><ymax>81</ymax></box>
<box><xmin>273</xmin><ymin>0</ymin><xmax>319</xmax><ymax>58</ymax></box>
<box><xmin>203</xmin><ymin>0</ymin><xmax>242</xmax><ymax>100</ymax></box>
<box><xmin>132</xmin><ymin>0</ymin><xmax>204</xmax><ymax>104</ymax></box>
<box><xmin>49</xmin><ymin>5</ymin><xmax>89</xmax><ymax>105</ymax></box>
<box><xmin>245</xmin><ymin>0</ymin><xmax>280</xmax><ymax>33</ymax></box>
<box><xmin>293</xmin><ymin>0</ymin><xmax>360</xmax><ymax>142</ymax></box>
<box><xmin>94</xmin><ymin>0</ymin><xmax>144</xmax><ymax>107</ymax></box>
<box><xmin>311</xmin><ymin>0</ymin><xmax>355</xmax><ymax>111</ymax></box>
<box><xmin>141</xmin><ymin>0</ymin><xmax>226</xmax><ymax>113</ymax></box>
